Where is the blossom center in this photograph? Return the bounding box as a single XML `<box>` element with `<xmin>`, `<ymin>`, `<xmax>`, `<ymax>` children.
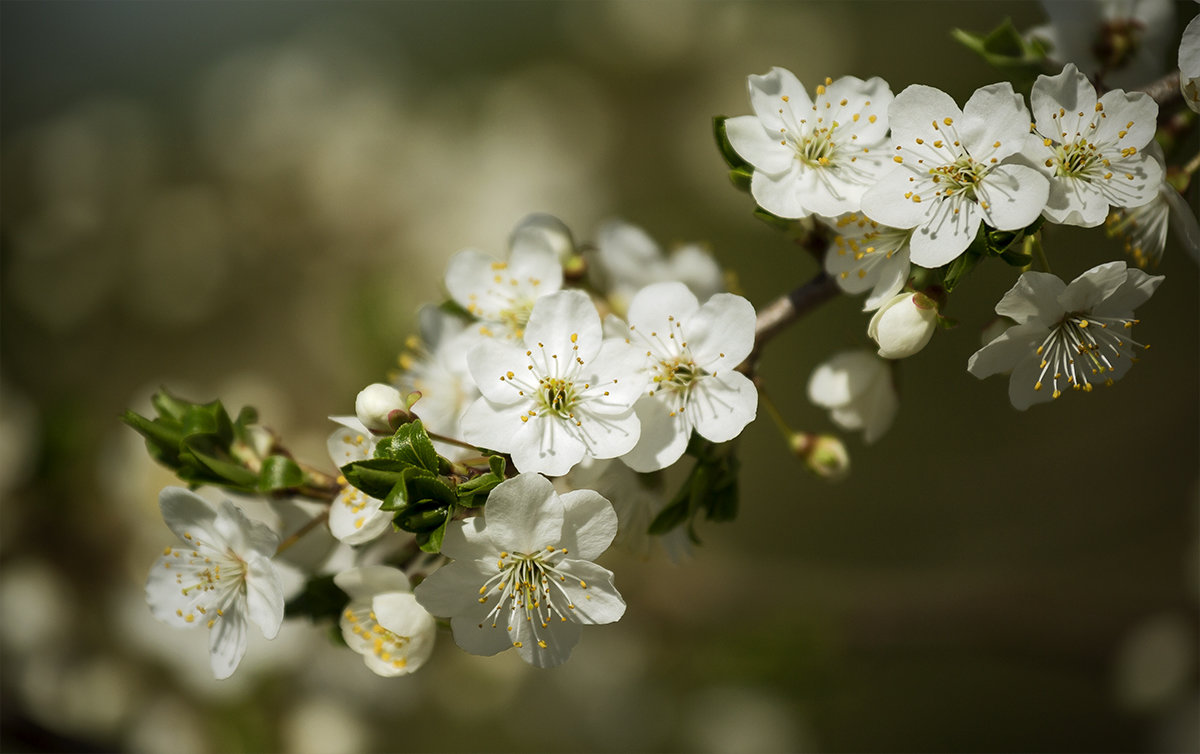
<box><xmin>930</xmin><ymin>155</ymin><xmax>987</xmax><ymax>200</ymax></box>
<box><xmin>343</xmin><ymin>606</ymin><xmax>412</xmax><ymax>670</ymax></box>
<box><xmin>651</xmin><ymin>355</ymin><xmax>707</xmax><ymax>397</ymax></box>
<box><xmin>1032</xmin><ymin>313</ymin><xmax>1147</xmax><ymax>398</ymax></box>
<box><xmin>477</xmin><ymin>548</ymin><xmax>588</xmax><ymax>646</ymax></box>
<box><xmin>1052</xmin><ymin>140</ymin><xmax>1102</xmax><ymax>180</ymax></box>
<box><xmin>787</xmin><ymin>127</ymin><xmax>838</xmax><ymax>168</ymax></box>
<box><xmin>538</xmin><ymin>377</ymin><xmax>579</xmax><ymax>417</ymax></box>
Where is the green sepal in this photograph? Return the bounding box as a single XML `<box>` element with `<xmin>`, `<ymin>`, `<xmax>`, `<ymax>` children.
<box><xmin>180</xmin><ymin>442</ymin><xmax>259</xmax><ymax>488</ymax></box>
<box><xmin>713</xmin><ymin>116</ymin><xmax>751</xmax><ymax>171</ymax></box>
<box><xmin>728</xmin><ymin>166</ymin><xmax>753</xmax><ymax>193</ymax></box>
<box><xmin>150</xmin><ymin>390</ymin><xmax>192</xmax><ymax>424</ymax></box>
<box><xmin>375</xmin><ymin>420</ymin><xmax>440</xmax><ymax>473</ymax></box>
<box><xmin>381</xmin><ymin>469</ymin><xmax>455</xmax><ymax>517</ymax></box>
<box><xmin>753</xmin><ymin>207</ymin><xmax>795</xmax><ymax>231</ymax></box>
<box><xmin>454</xmin><ymin>455</ymin><xmax>507</xmax><ymax>507</ymax></box>
<box><xmin>942</xmin><ymin>250</ymin><xmax>984</xmax><ymax>293</ymax></box>
<box><xmin>284</xmin><ymin>574</ymin><xmax>349</xmax><ymax>624</ymax></box>
<box><xmin>121</xmin><ymin>409</ymin><xmax>185</xmax><ymax>466</ymax></box>
<box><xmin>648</xmin><ymin>438</ymin><xmax>741</xmax><ymax>543</ymax></box>
<box><xmin>181</xmin><ymin>401</ymin><xmax>235</xmax><ymax>447</ymax></box>
<box><xmin>257</xmin><ymin>455</ymin><xmax>304</xmax><ymax>493</ymax></box>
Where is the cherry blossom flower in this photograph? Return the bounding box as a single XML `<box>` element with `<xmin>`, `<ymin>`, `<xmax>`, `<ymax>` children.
<box><xmin>967</xmin><ymin>261</ymin><xmax>1164</xmax><ymax>409</ymax></box>
<box><xmin>616</xmin><ymin>282</ymin><xmax>757</xmax><ymax>472</ymax></box>
<box><xmin>861</xmin><ymin>83</ymin><xmax>1049</xmax><ymax>268</ymax></box>
<box><xmin>591</xmin><ymin>218</ymin><xmax>723</xmax><ymax>316</ymax></box>
<box><xmin>725</xmin><ymin>67</ymin><xmax>894</xmax><ymax>219</ymax></box>
<box><xmin>807</xmin><ymin>350</ymin><xmax>897</xmax><ymax>444</ymax></box>
<box><xmin>326</xmin><ymin>417</ymin><xmax>393</xmax><ymax>546</ymax></box>
<box><xmin>354</xmin><ymin>383</ymin><xmax>404</xmax><ymax>433</ymax></box>
<box><xmin>145</xmin><ymin>487</ymin><xmax>284</xmax><ymax>679</ymax></box>
<box><xmin>1020</xmin><ymin>64</ymin><xmax>1161</xmax><ymax>227</ymax></box>
<box><xmin>334</xmin><ymin>565</ymin><xmax>436</xmax><ymax>677</ymax></box>
<box><xmin>460</xmin><ymin>289</ymin><xmax>645</xmax><ymax>477</ymax></box>
<box><xmin>868</xmin><ymin>291</ymin><xmax>939</xmax><ymax>360</ymax></box>
<box><xmin>445</xmin><ymin>219</ymin><xmax>564</xmax><ymax>341</ymax></box>
<box><xmin>821</xmin><ymin>212</ymin><xmax>913</xmax><ymax>310</ymax></box>
<box><xmin>413</xmin><ymin>472</ymin><xmax>624</xmax><ymax>668</ymax></box>
<box><xmin>1028</xmin><ymin>0</ymin><xmax>1174</xmax><ymax>91</ymax></box>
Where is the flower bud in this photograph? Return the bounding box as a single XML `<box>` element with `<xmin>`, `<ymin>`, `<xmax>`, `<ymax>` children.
<box><xmin>790</xmin><ymin>432</ymin><xmax>850</xmax><ymax>480</ymax></box>
<box><xmin>868</xmin><ymin>291</ymin><xmax>938</xmax><ymax>359</ymax></box>
<box><xmin>355</xmin><ymin>383</ymin><xmax>404</xmax><ymax>432</ymax></box>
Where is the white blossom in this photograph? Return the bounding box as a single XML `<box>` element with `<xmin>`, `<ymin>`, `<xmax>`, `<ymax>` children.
<box><xmin>334</xmin><ymin>565</ymin><xmax>436</xmax><ymax>677</ymax></box>
<box><xmin>460</xmin><ymin>289</ymin><xmax>645</xmax><ymax>477</ymax></box>
<box><xmin>1028</xmin><ymin>0</ymin><xmax>1175</xmax><ymax>91</ymax></box>
<box><xmin>326</xmin><ymin>417</ymin><xmax>393</xmax><ymax>546</ymax></box>
<box><xmin>822</xmin><ymin>212</ymin><xmax>913</xmax><ymax>310</ymax></box>
<box><xmin>967</xmin><ymin>261</ymin><xmax>1164</xmax><ymax>409</ymax></box>
<box><xmin>807</xmin><ymin>350</ymin><xmax>897</xmax><ymax>444</ymax></box>
<box><xmin>1106</xmin><ymin>142</ymin><xmax>1200</xmax><ymax>268</ymax></box>
<box><xmin>1020</xmin><ymin>64</ymin><xmax>1161</xmax><ymax>227</ymax></box>
<box><xmin>861</xmin><ymin>83</ymin><xmax>1050</xmax><ymax>268</ymax></box>
<box><xmin>617</xmin><ymin>282</ymin><xmax>757</xmax><ymax>473</ymax></box>
<box><xmin>413</xmin><ymin>472</ymin><xmax>625</xmax><ymax>668</ymax></box>
<box><xmin>591</xmin><ymin>218</ymin><xmax>723</xmax><ymax>316</ymax></box>
<box><xmin>445</xmin><ymin>220</ymin><xmax>564</xmax><ymax>341</ymax></box>
<box><xmin>725</xmin><ymin>68</ymin><xmax>894</xmax><ymax>219</ymax></box>
<box><xmin>145</xmin><ymin>487</ymin><xmax>284</xmax><ymax>679</ymax></box>
<box><xmin>393</xmin><ymin>305</ymin><xmax>481</xmax><ymax>460</ymax></box>
<box><xmin>1181</xmin><ymin>13</ymin><xmax>1200</xmax><ymax>113</ymax></box>
<box><xmin>868</xmin><ymin>292</ymin><xmax>939</xmax><ymax>360</ymax></box>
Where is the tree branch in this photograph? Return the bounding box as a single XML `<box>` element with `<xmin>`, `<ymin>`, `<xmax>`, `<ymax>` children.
<box><xmin>741</xmin><ymin>271</ymin><xmax>840</xmax><ymax>375</ymax></box>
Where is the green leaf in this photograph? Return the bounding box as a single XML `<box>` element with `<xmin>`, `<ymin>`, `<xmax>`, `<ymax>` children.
<box><xmin>753</xmin><ymin>207</ymin><xmax>795</xmax><ymax>231</ymax></box>
<box><xmin>121</xmin><ymin>410</ymin><xmax>184</xmax><ymax>463</ymax></box>
<box><xmin>375</xmin><ymin>420</ymin><xmax>440</xmax><ymax>473</ymax></box>
<box><xmin>951</xmin><ymin>19</ymin><xmax>1049</xmax><ymax>81</ymax></box>
<box><xmin>342</xmin><ymin>458</ymin><xmax>426</xmax><ymax>499</ymax></box>
<box><xmin>181</xmin><ymin>442</ymin><xmax>259</xmax><ymax>488</ymax></box>
<box><xmin>416</xmin><ymin>508</ymin><xmax>454</xmax><ymax>553</ymax></box>
<box><xmin>728</xmin><ymin>166</ymin><xmax>753</xmax><ymax>193</ymax></box>
<box><xmin>284</xmin><ymin>575</ymin><xmax>349</xmax><ymax>623</ymax></box>
<box><xmin>150</xmin><ymin>389</ymin><xmax>192</xmax><ymax>423</ymax></box>
<box><xmin>181</xmin><ymin>401</ymin><xmax>234</xmax><ymax>446</ymax></box>
<box><xmin>382</xmin><ymin>470</ymin><xmax>456</xmax><ymax>516</ymax></box>
<box><xmin>257</xmin><ymin>455</ymin><xmax>304</xmax><ymax>493</ymax></box>
<box><xmin>489</xmin><ymin>455</ymin><xmax>506</xmax><ymax>478</ymax></box>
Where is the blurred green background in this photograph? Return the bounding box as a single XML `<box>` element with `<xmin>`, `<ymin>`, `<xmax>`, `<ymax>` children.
<box><xmin>2</xmin><ymin>2</ymin><xmax>1197</xmax><ymax>752</ymax></box>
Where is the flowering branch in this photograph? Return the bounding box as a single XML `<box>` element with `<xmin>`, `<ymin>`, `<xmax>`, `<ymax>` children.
<box><xmin>742</xmin><ymin>271</ymin><xmax>840</xmax><ymax>374</ymax></box>
<box><xmin>1139</xmin><ymin>69</ymin><xmax>1182</xmax><ymax>108</ymax></box>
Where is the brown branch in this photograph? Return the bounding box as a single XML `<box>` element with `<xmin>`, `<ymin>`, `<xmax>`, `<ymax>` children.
<box><xmin>1139</xmin><ymin>69</ymin><xmax>1181</xmax><ymax>109</ymax></box>
<box><xmin>740</xmin><ymin>271</ymin><xmax>840</xmax><ymax>375</ymax></box>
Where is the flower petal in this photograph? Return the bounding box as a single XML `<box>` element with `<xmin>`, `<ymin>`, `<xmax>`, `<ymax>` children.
<box><xmin>686</xmin><ymin>293</ymin><xmax>757</xmax><ymax>369</ymax></box>
<box><xmin>509</xmin><ymin>608</ymin><xmax>582</xmax><ymax>669</ymax></box>
<box><xmin>687</xmin><ymin>371</ymin><xmax>758</xmax><ymax>444</ymax></box>
<box><xmin>960</xmin><ymin>82</ymin><xmax>1030</xmax><ymax>162</ymax></box>
<box><xmin>244</xmin><ymin>553</ymin><xmax>284</xmax><ymax>640</ymax></box>
<box><xmin>482</xmin><ymin>472</ymin><xmax>563</xmax><ymax>552</ymax></box>
<box><xmin>724</xmin><ymin>115</ymin><xmax>795</xmax><ymax>174</ymax></box>
<box><xmin>1093</xmin><ymin>90</ymin><xmax>1158</xmax><ymax>149</ymax></box>
<box><xmin>413</xmin><ymin>560</ymin><xmax>490</xmax><ymax>618</ymax></box>
<box><xmin>995</xmin><ymin>271</ymin><xmax>1066</xmax><ymax>327</ymax></box>
<box><xmin>557</xmin><ymin>489</ymin><xmax>618</xmax><ymax>562</ymax></box>
<box><xmin>861</xmin><ymin>166</ymin><xmax>925</xmax><ymax>230</ymax></box>
<box><xmin>620</xmin><ymin>395</ymin><xmax>690</xmax><ymax>473</ymax></box>
<box><xmin>967</xmin><ymin>322</ymin><xmax>1048</xmax><ymax>379</ymax></box>
<box><xmin>1031</xmin><ymin>64</ymin><xmax>1097</xmax><ymax>141</ymax></box>
<box><xmin>158</xmin><ymin>487</ymin><xmax>221</xmax><ymax>549</ymax></box>
<box><xmin>750</xmin><ymin>162</ymin><xmax>814</xmax><ymax>219</ymax></box>
<box><xmin>466</xmin><ymin>338</ymin><xmax>530</xmax><ymax>404</ymax></box>
<box><xmin>908</xmin><ymin>195</ymin><xmax>981</xmax><ymax>268</ymax></box>
<box><xmin>748</xmin><ymin>67</ymin><xmax>812</xmax><ymax>131</ymax></box>
<box><xmin>523</xmin><ymin>289</ymin><xmax>602</xmax><ymax>362</ymax></box>
<box><xmin>460</xmin><ymin>397</ymin><xmax>534</xmax><ymax>454</ymax></box>
<box><xmin>334</xmin><ymin>565</ymin><xmax>412</xmax><ymax>600</ymax></box>
<box><xmin>553</xmin><ymin>560</ymin><xmax>625</xmax><ymax>625</ymax></box>
<box><xmin>977</xmin><ymin>164</ymin><xmax>1049</xmax><ymax>231</ymax></box>
<box><xmin>510</xmin><ymin>415</ymin><xmax>588</xmax><ymax>477</ymax></box>
<box><xmin>1058</xmin><ymin>261</ymin><xmax>1129</xmax><ymax>312</ymax></box>
<box><xmin>208</xmin><ymin>593</ymin><xmax>248</xmax><ymax>680</ymax></box>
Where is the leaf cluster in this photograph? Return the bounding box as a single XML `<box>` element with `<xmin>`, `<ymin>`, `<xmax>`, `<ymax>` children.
<box><xmin>951</xmin><ymin>19</ymin><xmax>1050</xmax><ymax>90</ymax></box>
<box><xmin>340</xmin><ymin>420</ymin><xmax>507</xmax><ymax>554</ymax></box>
<box><xmin>122</xmin><ymin>388</ymin><xmax>306</xmax><ymax>495</ymax></box>
<box><xmin>648</xmin><ymin>438</ymin><xmax>740</xmax><ymax>544</ymax></box>
<box><xmin>942</xmin><ymin>218</ymin><xmax>1045</xmax><ymax>292</ymax></box>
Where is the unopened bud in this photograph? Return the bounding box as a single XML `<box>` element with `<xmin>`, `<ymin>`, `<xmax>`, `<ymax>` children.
<box><xmin>355</xmin><ymin>383</ymin><xmax>404</xmax><ymax>432</ymax></box>
<box><xmin>791</xmin><ymin>433</ymin><xmax>850</xmax><ymax>480</ymax></box>
<box><xmin>868</xmin><ymin>291</ymin><xmax>938</xmax><ymax>359</ymax></box>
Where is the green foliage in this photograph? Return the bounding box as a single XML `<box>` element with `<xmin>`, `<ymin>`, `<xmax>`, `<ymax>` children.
<box><xmin>122</xmin><ymin>389</ymin><xmax>293</xmax><ymax>493</ymax></box>
<box><xmin>942</xmin><ymin>219</ymin><xmax>1044</xmax><ymax>292</ymax></box>
<box><xmin>340</xmin><ymin>420</ymin><xmax>511</xmax><ymax>553</ymax></box>
<box><xmin>951</xmin><ymin>19</ymin><xmax>1049</xmax><ymax>87</ymax></box>
<box><xmin>649</xmin><ymin>438</ymin><xmax>741</xmax><ymax>543</ymax></box>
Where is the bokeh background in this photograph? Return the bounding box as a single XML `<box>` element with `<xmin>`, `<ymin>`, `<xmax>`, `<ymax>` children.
<box><xmin>2</xmin><ymin>2</ymin><xmax>1197</xmax><ymax>752</ymax></box>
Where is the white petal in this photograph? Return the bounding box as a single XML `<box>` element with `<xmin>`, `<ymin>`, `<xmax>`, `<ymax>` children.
<box><xmin>888</xmin><ymin>85</ymin><xmax>962</xmax><ymax>150</ymax></box>
<box><xmin>522</xmin><ymin>289</ymin><xmax>603</xmax><ymax>362</ymax></box>
<box><xmin>1058</xmin><ymin>261</ymin><xmax>1130</xmax><ymax>312</ymax></box>
<box><xmin>438</xmin><ymin>515</ymin><xmax>493</xmax><ymax>562</ymax></box>
<box><xmin>244</xmin><ymin>553</ymin><xmax>284</xmax><ymax>639</ymax></box>
<box><xmin>686</xmin><ymin>293</ymin><xmax>757</xmax><ymax>369</ymax></box>
<box><xmin>908</xmin><ymin>196</ymin><xmax>981</xmax><ymax>268</ymax></box>
<box><xmin>413</xmin><ymin>560</ymin><xmax>490</xmax><ymax>618</ymax></box>
<box><xmin>1096</xmin><ymin>153</ymin><xmax>1164</xmax><ymax>212</ymax></box>
<box><xmin>826</xmin><ymin>75</ymin><xmax>894</xmax><ymax>144</ymax></box>
<box><xmin>1093</xmin><ymin>90</ymin><xmax>1158</xmax><ymax>148</ymax></box>
<box><xmin>445</xmin><ymin>249</ymin><xmax>505</xmax><ymax>314</ymax></box>
<box><xmin>1031</xmin><ymin>64</ymin><xmax>1097</xmax><ymax>141</ymax></box>
<box><xmin>466</xmin><ymin>338</ymin><xmax>530</xmax><ymax>404</ymax></box>
<box><xmin>326</xmin><ymin>423</ymin><xmax>373</xmax><ymax>469</ymax></box>
<box><xmin>573</xmin><ymin>405</ymin><xmax>641</xmax><ymax>462</ymax></box>
<box><xmin>995</xmin><ymin>271</ymin><xmax>1066</xmax><ymax>327</ymax></box>
<box><xmin>723</xmin><ymin>115</ymin><xmax>795</xmax><ymax>174</ymax></box>
<box><xmin>510</xmin><ymin>416</ymin><xmax>588</xmax><ymax>477</ymax></box>
<box><xmin>750</xmin><ymin>162</ymin><xmax>815</xmax><ymax>219</ymax></box>
<box><xmin>328</xmin><ymin>489</ymin><xmax>392</xmax><ymax>547</ymax></box>
<box><xmin>1093</xmin><ymin>267</ymin><xmax>1165</xmax><ymax>317</ymax></box>
<box><xmin>1007</xmin><ymin>354</ymin><xmax>1051</xmax><ymax>411</ymax></box>
<box><xmin>977</xmin><ymin>164</ymin><xmax>1049</xmax><ymax>231</ymax></box>
<box><xmin>553</xmin><ymin>560</ymin><xmax>625</xmax><ymax>625</ymax></box>
<box><xmin>807</xmin><ymin>350</ymin><xmax>882</xmax><ymax>407</ymax></box>
<box><xmin>861</xmin><ymin>167</ymin><xmax>925</xmax><ymax>230</ymax></box>
<box><xmin>960</xmin><ymin>82</ymin><xmax>1030</xmax><ymax>161</ymax></box>
<box><xmin>748</xmin><ymin>67</ymin><xmax>812</xmax><ymax>130</ymax></box>
<box><xmin>1043</xmin><ymin>174</ymin><xmax>1109</xmax><ymax>227</ymax></box>
<box><xmin>449</xmin><ymin>599</ymin><xmax>519</xmax><ymax>657</ymax></box>
<box><xmin>557</xmin><ymin>489</ymin><xmax>618</xmax><ymax>561</ymax></box>
<box><xmin>967</xmin><ymin>323</ymin><xmax>1048</xmax><ymax>379</ymax></box>
<box><xmin>620</xmin><ymin>395</ymin><xmax>690</xmax><ymax>473</ymax></box>
<box><xmin>208</xmin><ymin>593</ymin><xmax>248</xmax><ymax>680</ymax></box>
<box><xmin>509</xmin><ymin>608</ymin><xmax>581</xmax><ymax>668</ymax></box>
<box><xmin>580</xmin><ymin>339</ymin><xmax>651</xmax><ymax>407</ymax></box>
<box><xmin>460</xmin><ymin>397</ymin><xmax>533</xmax><ymax>453</ymax></box>
<box><xmin>626</xmin><ymin>282</ymin><xmax>701</xmax><ymax>335</ymax></box>
<box><xmin>145</xmin><ymin>554</ymin><xmax>207</xmax><ymax>628</ymax></box>
<box><xmin>506</xmin><ymin>239</ymin><xmax>565</xmax><ymax>296</ymax></box>
<box><xmin>158</xmin><ymin>487</ymin><xmax>221</xmax><ymax>549</ymax></box>
<box><xmin>482</xmin><ymin>472</ymin><xmax>563</xmax><ymax>552</ymax></box>
<box><xmin>858</xmin><ymin>375</ymin><xmax>898</xmax><ymax>445</ymax></box>
<box><xmin>334</xmin><ymin>565</ymin><xmax>412</xmax><ymax>600</ymax></box>
<box><xmin>687</xmin><ymin>371</ymin><xmax>757</xmax><ymax>444</ymax></box>
<box><xmin>373</xmin><ymin>592</ymin><xmax>436</xmax><ymax>640</ymax></box>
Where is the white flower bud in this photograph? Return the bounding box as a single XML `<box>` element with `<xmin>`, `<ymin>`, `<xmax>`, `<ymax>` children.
<box><xmin>354</xmin><ymin>383</ymin><xmax>404</xmax><ymax>432</ymax></box>
<box><xmin>867</xmin><ymin>292</ymin><xmax>937</xmax><ymax>359</ymax></box>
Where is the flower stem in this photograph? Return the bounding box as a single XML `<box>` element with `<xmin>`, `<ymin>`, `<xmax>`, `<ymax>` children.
<box><xmin>275</xmin><ymin>511</ymin><xmax>330</xmax><ymax>556</ymax></box>
<box><xmin>1030</xmin><ymin>233</ymin><xmax>1051</xmax><ymax>274</ymax></box>
<box><xmin>1183</xmin><ymin>151</ymin><xmax>1200</xmax><ymax>179</ymax></box>
<box><xmin>426</xmin><ymin>431</ymin><xmax>480</xmax><ymax>453</ymax></box>
<box><xmin>756</xmin><ymin>383</ymin><xmax>795</xmax><ymax>443</ymax></box>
